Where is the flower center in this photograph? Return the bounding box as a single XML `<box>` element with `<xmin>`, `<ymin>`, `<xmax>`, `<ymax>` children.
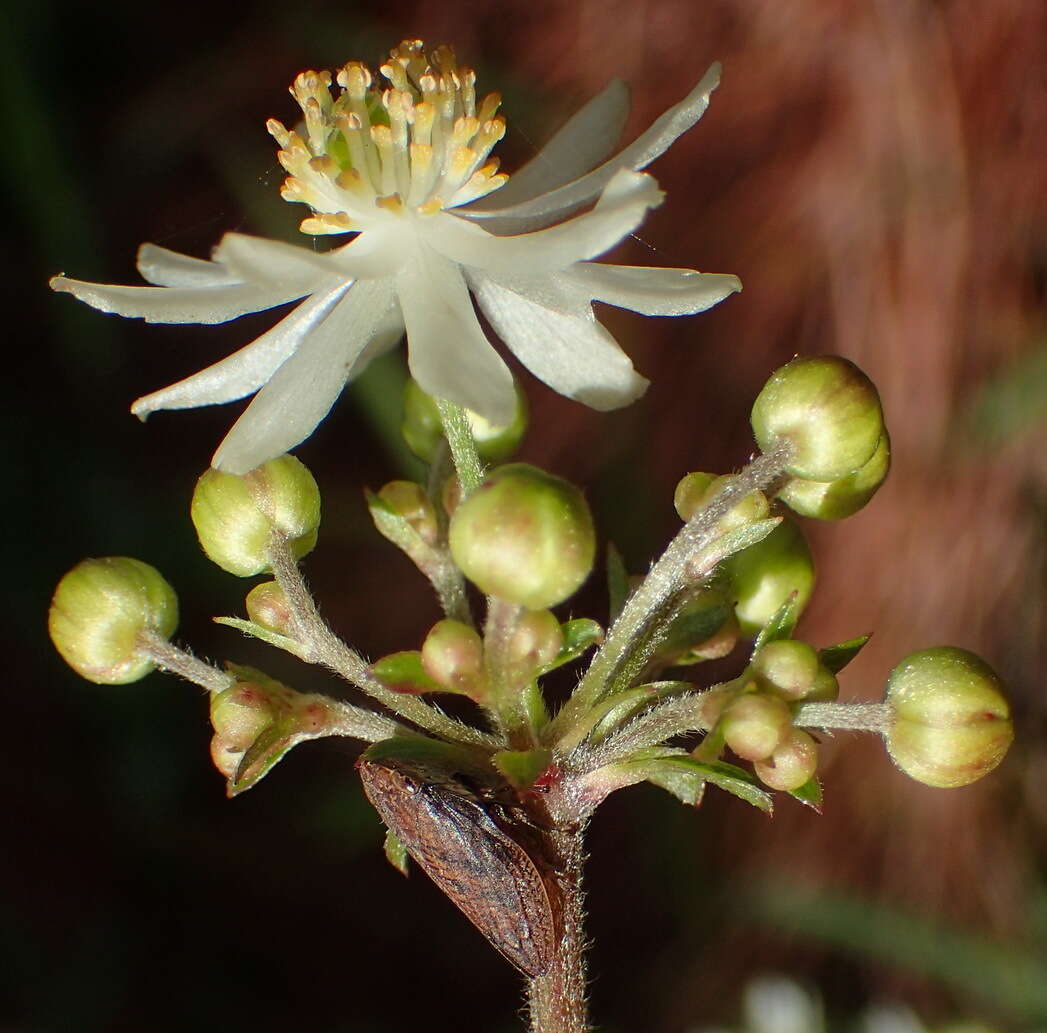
<box><xmin>269</xmin><ymin>39</ymin><xmax>508</xmax><ymax>235</ymax></box>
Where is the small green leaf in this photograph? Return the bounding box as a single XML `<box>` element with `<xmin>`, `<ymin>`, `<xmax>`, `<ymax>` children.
<box><xmin>750</xmin><ymin>593</ymin><xmax>801</xmax><ymax>655</ymax></box>
<box><xmin>689</xmin><ymin>516</ymin><xmax>783</xmax><ymax>576</ymax></box>
<box><xmin>493</xmin><ymin>749</ymin><xmax>553</xmax><ymax>790</ymax></box>
<box><xmin>214</xmin><ymin>616</ymin><xmax>309</xmax><ymax>659</ymax></box>
<box><xmin>383</xmin><ymin>829</ymin><xmax>410</xmax><ymax>876</ymax></box>
<box><xmin>371</xmin><ymin>651</ymin><xmax>445</xmax><ymax>694</ymax></box>
<box><xmin>229</xmin><ymin>724</ymin><xmax>295</xmax><ymax>797</ymax></box>
<box><xmin>542</xmin><ymin>618</ymin><xmax>604</xmax><ymax>674</ymax></box>
<box><xmin>789</xmin><ymin>775</ymin><xmax>823</xmax><ymax>813</ymax></box>
<box><xmin>362</xmin><ymin>735</ymin><xmax>492</xmax><ymax>782</ymax></box>
<box><xmin>819</xmin><ymin>635</ymin><xmax>871</xmax><ymax>674</ymax></box>
<box><xmin>646</xmin><ymin>755</ymin><xmax>773</xmax><ymax>813</ymax></box>
<box><xmin>607</xmin><ymin>543</ymin><xmax>629</xmax><ymax>622</ymax></box>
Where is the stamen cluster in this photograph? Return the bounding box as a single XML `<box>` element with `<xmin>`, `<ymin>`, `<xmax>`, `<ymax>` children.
<box><xmin>269</xmin><ymin>39</ymin><xmax>509</xmax><ymax>233</ymax></box>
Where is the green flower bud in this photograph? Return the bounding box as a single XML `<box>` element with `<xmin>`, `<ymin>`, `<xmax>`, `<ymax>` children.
<box><xmin>191</xmin><ymin>455</ymin><xmax>320</xmax><ymax>577</ymax></box>
<box><xmin>751</xmin><ymin>356</ymin><xmax>884</xmax><ymax>481</ymax></box>
<box><xmin>402</xmin><ymin>379</ymin><xmax>528</xmax><ymax>463</ymax></box>
<box><xmin>49</xmin><ymin>557</ymin><xmax>178</xmax><ymax>684</ymax></box>
<box><xmin>675</xmin><ymin>472</ymin><xmax>770</xmax><ymax>532</ymax></box>
<box><xmin>721</xmin><ymin>691</ymin><xmax>793</xmax><ymax>761</ymax></box>
<box><xmin>507</xmin><ymin>609</ymin><xmax>565</xmax><ymax>679</ymax></box>
<box><xmin>778</xmin><ymin>432</ymin><xmax>891</xmax><ymax>520</ymax></box>
<box><xmin>885</xmin><ymin>647</ymin><xmax>1013</xmax><ymax>788</ymax></box>
<box><xmin>754</xmin><ymin>727</ymin><xmax>819</xmax><ymax>791</ymax></box>
<box><xmin>376</xmin><ymin>480</ymin><xmax>439</xmax><ymax>545</ymax></box>
<box><xmin>752</xmin><ymin>640</ymin><xmax>820</xmax><ymax>700</ymax></box>
<box><xmin>723</xmin><ymin>518</ymin><xmax>815</xmax><ymax>637</ymax></box>
<box><xmin>210</xmin><ymin>682</ymin><xmax>279</xmax><ymax>751</ymax></box>
<box><xmin>448</xmin><ymin>464</ymin><xmax>596</xmax><ymax>609</ymax></box>
<box><xmin>421</xmin><ymin>619</ymin><xmax>486</xmax><ymax>696</ymax></box>
<box><xmin>805</xmin><ymin>666</ymin><xmax>840</xmax><ymax>702</ymax></box>
<box><xmin>245</xmin><ymin>581</ymin><xmax>294</xmax><ymax>636</ymax></box>
<box><xmin>655</xmin><ymin>588</ymin><xmax>736</xmax><ymax>665</ymax></box>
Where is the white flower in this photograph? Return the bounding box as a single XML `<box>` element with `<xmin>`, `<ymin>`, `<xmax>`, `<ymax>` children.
<box><xmin>51</xmin><ymin>40</ymin><xmax>740</xmax><ymax>473</ymax></box>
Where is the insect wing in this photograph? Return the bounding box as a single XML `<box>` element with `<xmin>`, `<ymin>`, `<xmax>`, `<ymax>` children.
<box><xmin>359</xmin><ymin>759</ymin><xmax>556</xmax><ymax>977</ymax></box>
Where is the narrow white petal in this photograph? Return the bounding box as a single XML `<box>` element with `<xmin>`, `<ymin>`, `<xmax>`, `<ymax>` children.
<box><xmin>49</xmin><ymin>275</ymin><xmax>307</xmax><ymax>324</ymax></box>
<box><xmin>210</xmin><ymin>233</ymin><xmax>347</xmax><ymax>286</ymax></box>
<box><xmin>567</xmin><ymin>263</ymin><xmax>742</xmax><ymax>315</ymax></box>
<box><xmin>465</xmin><ymin>78</ymin><xmax>630</xmax><ymax>211</ymax></box>
<box><xmin>131</xmin><ymin>284</ymin><xmax>353</xmax><ymax>416</ymax></box>
<box><xmin>212</xmin><ymin>279</ymin><xmax>399</xmax><ymax>473</ymax></box>
<box><xmin>471</xmin><ymin>275</ymin><xmax>648</xmax><ymax>411</ymax></box>
<box><xmin>136</xmin><ymin>244</ymin><xmax>239</xmax><ymax>288</ymax></box>
<box><xmin>397</xmin><ymin>249</ymin><xmax>516</xmax><ymax>425</ymax></box>
<box><xmin>464</xmin><ymin>63</ymin><xmax>721</xmax><ymax>233</ymax></box>
<box><xmin>433</xmin><ymin>169</ymin><xmax>662</xmax><ymax>276</ymax></box>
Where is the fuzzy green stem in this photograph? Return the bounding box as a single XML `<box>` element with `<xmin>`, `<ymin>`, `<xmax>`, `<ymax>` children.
<box><xmin>795</xmin><ymin>701</ymin><xmax>892</xmax><ymax>733</ymax></box>
<box><xmin>138</xmin><ymin>631</ymin><xmax>235</xmax><ymax>694</ymax></box>
<box><xmin>527</xmin><ymin>826</ymin><xmax>589</xmax><ymax>1033</ymax></box>
<box><xmin>550</xmin><ymin>447</ymin><xmax>791</xmax><ymax>746</ymax></box>
<box><xmin>268</xmin><ymin>535</ymin><xmax>499</xmax><ymax>750</ymax></box>
<box><xmin>436</xmin><ymin>399</ymin><xmax>484</xmax><ymax>496</ymax></box>
<box><xmin>484</xmin><ymin>598</ymin><xmax>533</xmax><ymax>748</ymax></box>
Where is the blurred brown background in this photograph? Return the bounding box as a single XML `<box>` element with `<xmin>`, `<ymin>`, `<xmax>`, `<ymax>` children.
<box><xmin>5</xmin><ymin>0</ymin><xmax>1044</xmax><ymax>1030</ymax></box>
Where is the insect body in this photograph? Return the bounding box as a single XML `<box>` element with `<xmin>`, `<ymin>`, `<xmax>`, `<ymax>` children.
<box><xmin>357</xmin><ymin>757</ymin><xmax>557</xmax><ymax>977</ymax></box>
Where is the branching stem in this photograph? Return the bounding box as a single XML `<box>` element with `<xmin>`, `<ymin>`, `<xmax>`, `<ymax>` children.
<box><xmin>138</xmin><ymin>631</ymin><xmax>235</xmax><ymax>694</ymax></box>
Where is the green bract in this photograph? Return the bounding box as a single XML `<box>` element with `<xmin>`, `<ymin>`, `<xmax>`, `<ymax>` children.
<box><xmin>751</xmin><ymin>356</ymin><xmax>884</xmax><ymax>481</ymax></box>
<box><xmin>885</xmin><ymin>647</ymin><xmax>1013</xmax><ymax>788</ymax></box>
<box><xmin>448</xmin><ymin>464</ymin><xmax>596</xmax><ymax>609</ymax></box>
<box><xmin>49</xmin><ymin>557</ymin><xmax>178</xmax><ymax>684</ymax></box>
<box><xmin>191</xmin><ymin>455</ymin><xmax>321</xmax><ymax>577</ymax></box>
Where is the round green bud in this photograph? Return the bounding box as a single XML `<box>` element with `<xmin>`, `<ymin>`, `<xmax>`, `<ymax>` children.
<box><xmin>245</xmin><ymin>581</ymin><xmax>294</xmax><ymax>636</ymax></box>
<box><xmin>376</xmin><ymin>480</ymin><xmax>438</xmax><ymax>545</ymax></box>
<box><xmin>402</xmin><ymin>379</ymin><xmax>528</xmax><ymax>464</ymax></box>
<box><xmin>754</xmin><ymin>727</ymin><xmax>819</xmax><ymax>791</ymax></box>
<box><xmin>885</xmin><ymin>647</ymin><xmax>1013</xmax><ymax>788</ymax></box>
<box><xmin>210</xmin><ymin>682</ymin><xmax>279</xmax><ymax>751</ymax></box>
<box><xmin>675</xmin><ymin>472</ymin><xmax>770</xmax><ymax>532</ymax></box>
<box><xmin>752</xmin><ymin>640</ymin><xmax>820</xmax><ymax>700</ymax></box>
<box><xmin>448</xmin><ymin>464</ymin><xmax>596</xmax><ymax>609</ymax></box>
<box><xmin>508</xmin><ymin>609</ymin><xmax>564</xmax><ymax>679</ymax></box>
<box><xmin>805</xmin><ymin>666</ymin><xmax>840</xmax><ymax>702</ymax></box>
<box><xmin>49</xmin><ymin>557</ymin><xmax>178</xmax><ymax>684</ymax></box>
<box><xmin>751</xmin><ymin>356</ymin><xmax>884</xmax><ymax>481</ymax></box>
<box><xmin>723</xmin><ymin>518</ymin><xmax>815</xmax><ymax>637</ymax></box>
<box><xmin>673</xmin><ymin>472</ymin><xmax>716</xmax><ymax>521</ymax></box>
<box><xmin>421</xmin><ymin>619</ymin><xmax>486</xmax><ymax>696</ymax></box>
<box><xmin>721</xmin><ymin>691</ymin><xmax>794</xmax><ymax>762</ymax></box>
<box><xmin>778</xmin><ymin>432</ymin><xmax>890</xmax><ymax>520</ymax></box>
<box><xmin>191</xmin><ymin>455</ymin><xmax>320</xmax><ymax>577</ymax></box>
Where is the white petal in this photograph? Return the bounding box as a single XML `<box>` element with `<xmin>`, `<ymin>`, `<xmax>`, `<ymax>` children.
<box><xmin>566</xmin><ymin>263</ymin><xmax>742</xmax><ymax>315</ymax></box>
<box><xmin>212</xmin><ymin>279</ymin><xmax>399</xmax><ymax>473</ymax></box>
<box><xmin>131</xmin><ymin>283</ymin><xmax>353</xmax><ymax>416</ymax></box>
<box><xmin>471</xmin><ymin>275</ymin><xmax>648</xmax><ymax>411</ymax></box>
<box><xmin>49</xmin><ymin>275</ymin><xmax>307</xmax><ymax>324</ymax></box>
<box><xmin>433</xmin><ymin>169</ymin><xmax>662</xmax><ymax>276</ymax></box>
<box><xmin>397</xmin><ymin>249</ymin><xmax>516</xmax><ymax>424</ymax></box>
<box><xmin>465</xmin><ymin>78</ymin><xmax>630</xmax><ymax>211</ymax></box>
<box><xmin>464</xmin><ymin>62</ymin><xmax>721</xmax><ymax>233</ymax></box>
<box><xmin>136</xmin><ymin>244</ymin><xmax>239</xmax><ymax>288</ymax></box>
<box><xmin>210</xmin><ymin>233</ymin><xmax>348</xmax><ymax>287</ymax></box>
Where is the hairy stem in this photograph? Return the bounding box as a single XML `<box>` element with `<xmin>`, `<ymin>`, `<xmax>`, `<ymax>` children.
<box><xmin>484</xmin><ymin>598</ymin><xmax>535</xmax><ymax>747</ymax></box>
<box><xmin>138</xmin><ymin>631</ymin><xmax>235</xmax><ymax>694</ymax></box>
<box><xmin>436</xmin><ymin>399</ymin><xmax>484</xmax><ymax>496</ymax></box>
<box><xmin>268</xmin><ymin>536</ymin><xmax>500</xmax><ymax>750</ymax></box>
<box><xmin>528</xmin><ymin>825</ymin><xmax>589</xmax><ymax>1033</ymax></box>
<box><xmin>795</xmin><ymin>701</ymin><xmax>892</xmax><ymax>733</ymax></box>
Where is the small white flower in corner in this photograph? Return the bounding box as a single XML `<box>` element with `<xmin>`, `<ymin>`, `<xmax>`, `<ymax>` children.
<box><xmin>51</xmin><ymin>40</ymin><xmax>740</xmax><ymax>474</ymax></box>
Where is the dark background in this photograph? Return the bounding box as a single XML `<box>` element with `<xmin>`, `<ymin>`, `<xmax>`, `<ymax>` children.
<box><xmin>4</xmin><ymin>0</ymin><xmax>1045</xmax><ymax>1030</ymax></box>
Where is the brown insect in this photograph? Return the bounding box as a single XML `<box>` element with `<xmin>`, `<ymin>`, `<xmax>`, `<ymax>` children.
<box><xmin>357</xmin><ymin>757</ymin><xmax>558</xmax><ymax>977</ymax></box>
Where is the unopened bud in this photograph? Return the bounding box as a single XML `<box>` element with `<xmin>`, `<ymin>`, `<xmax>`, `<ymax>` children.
<box><xmin>885</xmin><ymin>647</ymin><xmax>1013</xmax><ymax>788</ymax></box>
<box><xmin>191</xmin><ymin>455</ymin><xmax>321</xmax><ymax>576</ymax></box>
<box><xmin>752</xmin><ymin>640</ymin><xmax>820</xmax><ymax>700</ymax></box>
<box><xmin>402</xmin><ymin>379</ymin><xmax>528</xmax><ymax>463</ymax></box>
<box><xmin>507</xmin><ymin>610</ymin><xmax>564</xmax><ymax>680</ymax></box>
<box><xmin>448</xmin><ymin>464</ymin><xmax>595</xmax><ymax>609</ymax></box>
<box><xmin>673</xmin><ymin>472</ymin><xmax>716</xmax><ymax>521</ymax></box>
<box><xmin>49</xmin><ymin>557</ymin><xmax>178</xmax><ymax>684</ymax></box>
<box><xmin>376</xmin><ymin>481</ymin><xmax>439</xmax><ymax>545</ymax></box>
<box><xmin>210</xmin><ymin>682</ymin><xmax>279</xmax><ymax>751</ymax></box>
<box><xmin>754</xmin><ymin>727</ymin><xmax>819</xmax><ymax>791</ymax></box>
<box><xmin>778</xmin><ymin>432</ymin><xmax>890</xmax><ymax>520</ymax></box>
<box><xmin>675</xmin><ymin>472</ymin><xmax>769</xmax><ymax>532</ymax></box>
<box><xmin>751</xmin><ymin>356</ymin><xmax>884</xmax><ymax>481</ymax></box>
<box><xmin>721</xmin><ymin>691</ymin><xmax>793</xmax><ymax>761</ymax></box>
<box><xmin>723</xmin><ymin>518</ymin><xmax>815</xmax><ymax>637</ymax></box>
<box><xmin>245</xmin><ymin>581</ymin><xmax>295</xmax><ymax>636</ymax></box>
<box><xmin>655</xmin><ymin>588</ymin><xmax>735</xmax><ymax>665</ymax></box>
<box><xmin>421</xmin><ymin>619</ymin><xmax>486</xmax><ymax>696</ymax></box>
